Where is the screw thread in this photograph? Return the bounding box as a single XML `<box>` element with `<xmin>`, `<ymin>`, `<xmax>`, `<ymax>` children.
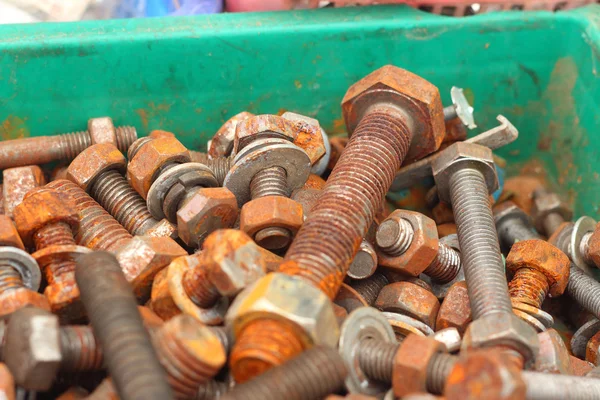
<box><xmin>46</xmin><ymin>180</ymin><xmax>132</xmax><ymax>252</ymax></box>
<box><xmin>497</xmin><ymin>217</ymin><xmax>541</xmax><ymax>252</ymax></box>
<box><xmin>426</xmin><ymin>353</ymin><xmax>456</xmax><ymax>395</ymax></box>
<box><xmin>281</xmin><ymin>109</ymin><xmax>411</xmax><ymax>298</ymax></box>
<box><xmin>351</xmin><ymin>273</ymin><xmax>390</xmax><ymax>305</ymax></box>
<box><xmin>230</xmin><ymin>319</ymin><xmax>305</xmax><ymax>384</ymax></box>
<box><xmin>182</xmin><ymin>263</ymin><xmax>220</xmax><ymax>309</ymax></box>
<box><xmin>75</xmin><ymin>251</ymin><xmax>173</xmax><ymax>400</ymax></box>
<box><xmin>114</xmin><ymin>126</ymin><xmax>138</xmax><ymax>154</ymax></box>
<box><xmin>508</xmin><ymin>268</ymin><xmax>549</xmax><ymax>309</ymax></box>
<box><xmin>377</xmin><ymin>218</ymin><xmax>415</xmax><ymax>256</ymax></box>
<box><xmin>60</xmin><ymin>325</ymin><xmax>104</xmax><ymax>371</ymax></box>
<box><xmin>449</xmin><ymin>167</ymin><xmax>513</xmax><ymax>318</ymax></box>
<box><xmin>128</xmin><ymin>137</ymin><xmax>154</xmax><ymax>160</ymax></box>
<box><xmin>0</xmin><ymin>262</ymin><xmax>25</xmax><ymax>292</ymax></box>
<box><xmin>223</xmin><ymin>346</ymin><xmax>347</xmax><ymax>400</ymax></box>
<box><xmin>190</xmin><ymin>152</ymin><xmax>232</xmax><ymax>186</ymax></box>
<box><xmin>567</xmin><ymin>264</ymin><xmax>600</xmax><ymax>320</ymax></box>
<box><xmin>424</xmin><ymin>243</ymin><xmax>461</xmax><ymax>283</ymax></box>
<box><xmin>196</xmin><ymin>380</ymin><xmax>228</xmax><ymax>400</ymax></box>
<box><xmin>250</xmin><ymin>167</ymin><xmax>289</xmax><ymax>199</ymax></box>
<box><xmin>90</xmin><ymin>169</ymin><xmax>156</xmax><ymax>235</ymax></box>
<box><xmin>33</xmin><ymin>222</ymin><xmax>77</xmax><ymax>284</ymax></box>
<box><xmin>208</xmin><ymin>326</ymin><xmax>231</xmax><ymax>354</ymax></box>
<box><xmin>154</xmin><ymin>318</ymin><xmax>223</xmax><ymax>399</ymax></box>
<box><xmin>57</xmin><ymin>131</ymin><xmax>92</xmax><ymax>160</ymax></box>
<box><xmin>357</xmin><ymin>339</ymin><xmax>398</xmax><ymax>382</ymax></box>
<box><xmin>523</xmin><ymin>371</ymin><xmax>600</xmax><ymax>399</ymax></box>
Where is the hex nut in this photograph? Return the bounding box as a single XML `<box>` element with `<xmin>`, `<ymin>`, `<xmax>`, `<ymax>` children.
<box><xmin>342</xmin><ymin>65</ymin><xmax>445</xmax><ymax>162</ymax></box>
<box><xmin>13</xmin><ymin>188</ymin><xmax>79</xmax><ymax>248</ymax></box>
<box><xmin>281</xmin><ymin>112</ymin><xmax>326</xmax><ymax>167</ymax></box>
<box><xmin>240</xmin><ymin>196</ymin><xmax>304</xmax><ymax>242</ymax></box>
<box><xmin>67</xmin><ymin>143</ymin><xmax>126</xmax><ymax>191</ymax></box>
<box><xmin>392</xmin><ymin>334</ymin><xmax>446</xmax><ymax>398</ymax></box>
<box><xmin>462</xmin><ymin>313</ymin><xmax>540</xmax><ymax>368</ymax></box>
<box><xmin>432</xmin><ymin>142</ymin><xmax>498</xmax><ymax>203</ymax></box>
<box><xmin>506</xmin><ymin>239</ymin><xmax>570</xmax><ymax>297</ymax></box>
<box><xmin>127</xmin><ymin>136</ymin><xmax>191</xmax><ymax>199</ymax></box>
<box><xmin>116</xmin><ymin>235</ymin><xmax>188</xmax><ymax>301</ymax></box>
<box><xmin>531</xmin><ymin>190</ymin><xmax>572</xmax><ymax>234</ymax></box>
<box><xmin>0</xmin><ymin>288</ymin><xmax>50</xmax><ymax>319</ymax></box>
<box><xmin>374</xmin><ymin>282</ymin><xmax>440</xmax><ymax>329</ymax></box>
<box><xmin>376</xmin><ymin>210</ymin><xmax>439</xmax><ymax>276</ymax></box>
<box><xmin>88</xmin><ymin>117</ymin><xmax>117</xmax><ymax>146</ymax></box>
<box><xmin>202</xmin><ymin>229</ymin><xmax>267</xmax><ymax>297</ymax></box>
<box><xmin>233</xmin><ymin>114</ymin><xmax>298</xmax><ymax>155</ymax></box>
<box><xmin>2</xmin><ymin>165</ymin><xmax>46</xmax><ymax>219</ymax></box>
<box><xmin>226</xmin><ymin>273</ymin><xmax>339</xmax><ymax>348</ymax></box>
<box><xmin>0</xmin><ymin>215</ymin><xmax>25</xmax><ymax>249</ymax></box>
<box><xmin>436</xmin><ymin>281</ymin><xmax>472</xmax><ymax>335</ymax></box>
<box><xmin>176</xmin><ymin>187</ymin><xmax>239</xmax><ymax>248</ymax></box>
<box><xmin>535</xmin><ymin>329</ymin><xmax>571</xmax><ymax>374</ymax></box>
<box><xmin>209</xmin><ymin>111</ymin><xmax>254</xmax><ymax>158</ymax></box>
<box><xmin>4</xmin><ymin>308</ymin><xmax>62</xmax><ymax>391</ymax></box>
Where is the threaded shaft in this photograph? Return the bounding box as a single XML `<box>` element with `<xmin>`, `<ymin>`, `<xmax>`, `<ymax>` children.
<box><xmin>189</xmin><ymin>152</ymin><xmax>232</xmax><ymax>186</ymax></box>
<box><xmin>351</xmin><ymin>273</ymin><xmax>389</xmax><ymax>305</ymax></box>
<box><xmin>0</xmin><ymin>262</ymin><xmax>25</xmax><ymax>292</ymax></box>
<box><xmin>426</xmin><ymin>353</ymin><xmax>456</xmax><ymax>395</ymax></box>
<box><xmin>449</xmin><ymin>167</ymin><xmax>513</xmax><ymax>318</ymax></box>
<box><xmin>567</xmin><ymin>264</ymin><xmax>600</xmax><ymax>320</ymax></box>
<box><xmin>128</xmin><ymin>137</ymin><xmax>154</xmax><ymax>160</ymax></box>
<box><xmin>34</xmin><ymin>223</ymin><xmax>77</xmax><ymax>284</ymax></box>
<box><xmin>508</xmin><ymin>268</ymin><xmax>549</xmax><ymax>309</ymax></box>
<box><xmin>182</xmin><ymin>265</ymin><xmax>220</xmax><ymax>309</ymax></box>
<box><xmin>154</xmin><ymin>317</ymin><xmax>223</xmax><ymax>399</ymax></box>
<box><xmin>282</xmin><ymin>109</ymin><xmax>411</xmax><ymax>298</ymax></box>
<box><xmin>424</xmin><ymin>243</ymin><xmax>461</xmax><ymax>283</ymax></box>
<box><xmin>223</xmin><ymin>346</ymin><xmax>347</xmax><ymax>400</ymax></box>
<box><xmin>196</xmin><ymin>380</ymin><xmax>228</xmax><ymax>400</ymax></box>
<box><xmin>376</xmin><ymin>218</ymin><xmax>414</xmax><ymax>256</ymax></box>
<box><xmin>523</xmin><ymin>371</ymin><xmax>600</xmax><ymax>399</ymax></box>
<box><xmin>250</xmin><ymin>167</ymin><xmax>289</xmax><ymax>199</ymax></box>
<box><xmin>230</xmin><ymin>320</ymin><xmax>305</xmax><ymax>384</ymax></box>
<box><xmin>581</xmin><ymin>232</ymin><xmax>594</xmax><ymax>267</ymax></box>
<box><xmin>114</xmin><ymin>127</ymin><xmax>138</xmax><ymax>154</ymax></box>
<box><xmin>60</xmin><ymin>325</ymin><xmax>104</xmax><ymax>371</ymax></box>
<box><xmin>497</xmin><ymin>218</ymin><xmax>541</xmax><ymax>252</ymax></box>
<box><xmin>75</xmin><ymin>251</ymin><xmax>173</xmax><ymax>400</ymax></box>
<box><xmin>57</xmin><ymin>131</ymin><xmax>92</xmax><ymax>160</ymax></box>
<box><xmin>46</xmin><ymin>180</ymin><xmax>132</xmax><ymax>252</ymax></box>
<box><xmin>90</xmin><ymin>169</ymin><xmax>156</xmax><ymax>235</ymax></box>
<box><xmin>357</xmin><ymin>339</ymin><xmax>398</xmax><ymax>382</ymax></box>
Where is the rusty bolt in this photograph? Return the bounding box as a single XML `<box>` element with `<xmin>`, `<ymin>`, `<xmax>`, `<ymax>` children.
<box><xmin>0</xmin><ymin>215</ymin><xmax>24</xmax><ymax>250</ymax></box>
<box><xmin>0</xmin><ymin>117</ymin><xmax>137</xmax><ymax>170</ymax></box>
<box><xmin>2</xmin><ymin>165</ymin><xmax>45</xmax><ymax>219</ymax></box>
<box><xmin>375</xmin><ymin>281</ymin><xmax>440</xmax><ymax>330</ymax></box>
<box><xmin>334</xmin><ymin>283</ymin><xmax>369</xmax><ymax>314</ymax></box>
<box><xmin>534</xmin><ymin>329</ymin><xmax>571</xmax><ymax>374</ymax></box>
<box><xmin>348</xmin><ymin>239</ymin><xmax>378</xmax><ymax>280</ymax></box>
<box><xmin>209</xmin><ymin>111</ymin><xmax>254</xmax><ymax>158</ymax></box>
<box><xmin>436</xmin><ymin>281</ymin><xmax>472</xmax><ymax>335</ymax></box>
<box><xmin>14</xmin><ymin>187</ymin><xmax>90</xmax><ymax>322</ymax></box>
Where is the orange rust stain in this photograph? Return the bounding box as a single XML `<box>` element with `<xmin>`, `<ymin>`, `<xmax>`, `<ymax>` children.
<box><xmin>136</xmin><ymin>109</ymin><xmax>149</xmax><ymax>130</ymax></box>
<box><xmin>1</xmin><ymin>115</ymin><xmax>29</xmax><ymax>140</ymax></box>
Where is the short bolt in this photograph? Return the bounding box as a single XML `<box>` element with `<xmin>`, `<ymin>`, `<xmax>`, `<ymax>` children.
<box><xmin>0</xmin><ymin>117</ymin><xmax>136</xmax><ymax>170</ymax></box>
<box><xmin>350</xmin><ymin>272</ymin><xmax>390</xmax><ymax>306</ymax></box>
<box><xmin>189</xmin><ymin>151</ymin><xmax>233</xmax><ymax>186</ymax></box>
<box><xmin>347</xmin><ymin>239</ymin><xmax>378</xmax><ymax>280</ymax></box>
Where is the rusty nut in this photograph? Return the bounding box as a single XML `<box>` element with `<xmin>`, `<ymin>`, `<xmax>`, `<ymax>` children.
<box><xmin>392</xmin><ymin>334</ymin><xmax>446</xmax><ymax>398</ymax></box>
<box><xmin>209</xmin><ymin>111</ymin><xmax>254</xmax><ymax>158</ymax></box>
<box><xmin>127</xmin><ymin>136</ymin><xmax>191</xmax><ymax>199</ymax></box>
<box><xmin>506</xmin><ymin>239</ymin><xmax>570</xmax><ymax>297</ymax></box>
<box><xmin>342</xmin><ymin>65</ymin><xmax>445</xmax><ymax>162</ymax></box>
<box><xmin>3</xmin><ymin>165</ymin><xmax>45</xmax><ymax>219</ymax></box>
<box><xmin>66</xmin><ymin>143</ymin><xmax>126</xmax><ymax>192</ymax></box>
<box><xmin>13</xmin><ymin>188</ymin><xmax>79</xmax><ymax>248</ymax></box>
<box><xmin>233</xmin><ymin>114</ymin><xmax>298</xmax><ymax>155</ymax></box>
<box><xmin>4</xmin><ymin>308</ymin><xmax>62</xmax><ymax>391</ymax></box>
<box><xmin>0</xmin><ymin>215</ymin><xmax>25</xmax><ymax>249</ymax></box>
<box><xmin>226</xmin><ymin>273</ymin><xmax>339</xmax><ymax>348</ymax></box>
<box><xmin>281</xmin><ymin>112</ymin><xmax>326</xmax><ymax>167</ymax></box>
<box><xmin>88</xmin><ymin>117</ymin><xmax>118</xmax><ymax>146</ymax></box>
<box><xmin>0</xmin><ymin>288</ymin><xmax>50</xmax><ymax>319</ymax></box>
<box><xmin>176</xmin><ymin>187</ymin><xmax>238</xmax><ymax>248</ymax></box>
<box><xmin>240</xmin><ymin>196</ymin><xmax>303</xmax><ymax>244</ymax></box>
<box><xmin>535</xmin><ymin>329</ymin><xmax>571</xmax><ymax>374</ymax></box>
<box><xmin>116</xmin><ymin>235</ymin><xmax>187</xmax><ymax>301</ymax></box>
<box><xmin>376</xmin><ymin>210</ymin><xmax>439</xmax><ymax>276</ymax></box>
<box><xmin>436</xmin><ymin>281</ymin><xmax>472</xmax><ymax>335</ymax></box>
<box><xmin>374</xmin><ymin>282</ymin><xmax>440</xmax><ymax>329</ymax></box>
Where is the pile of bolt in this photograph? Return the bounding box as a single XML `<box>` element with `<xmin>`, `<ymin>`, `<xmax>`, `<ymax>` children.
<box><xmin>0</xmin><ymin>65</ymin><xmax>600</xmax><ymax>400</ymax></box>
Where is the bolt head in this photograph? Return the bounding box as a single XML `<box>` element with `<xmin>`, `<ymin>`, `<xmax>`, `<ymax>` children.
<box><xmin>375</xmin><ymin>281</ymin><xmax>440</xmax><ymax>329</ymax></box>
<box><xmin>281</xmin><ymin>112</ymin><xmax>326</xmax><ymax>167</ymax></box>
<box><xmin>4</xmin><ymin>308</ymin><xmax>62</xmax><ymax>391</ymax></box>
<box><xmin>341</xmin><ymin>65</ymin><xmax>445</xmax><ymax>162</ymax></box>
<box><xmin>2</xmin><ymin>165</ymin><xmax>46</xmax><ymax>219</ymax></box>
<box><xmin>435</xmin><ymin>281</ymin><xmax>472</xmax><ymax>335</ymax></box>
<box><xmin>67</xmin><ymin>143</ymin><xmax>126</xmax><ymax>192</ymax></box>
<box><xmin>535</xmin><ymin>329</ymin><xmax>571</xmax><ymax>374</ymax></box>
<box><xmin>432</xmin><ymin>142</ymin><xmax>498</xmax><ymax>203</ymax></box>
<box><xmin>233</xmin><ymin>114</ymin><xmax>298</xmax><ymax>155</ymax></box>
<box><xmin>88</xmin><ymin>117</ymin><xmax>117</xmax><ymax>147</ymax></box>
<box><xmin>209</xmin><ymin>111</ymin><xmax>254</xmax><ymax>158</ymax></box>
<box><xmin>0</xmin><ymin>215</ymin><xmax>25</xmax><ymax>249</ymax></box>
<box><xmin>144</xmin><ymin>218</ymin><xmax>178</xmax><ymax>239</ymax></box>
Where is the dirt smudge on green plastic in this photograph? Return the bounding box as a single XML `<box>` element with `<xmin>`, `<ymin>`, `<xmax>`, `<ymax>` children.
<box><xmin>1</xmin><ymin>115</ymin><xmax>29</xmax><ymax>140</ymax></box>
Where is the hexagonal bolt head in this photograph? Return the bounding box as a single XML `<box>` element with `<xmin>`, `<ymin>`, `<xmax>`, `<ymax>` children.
<box><xmin>436</xmin><ymin>281</ymin><xmax>472</xmax><ymax>335</ymax></box>
<box><xmin>531</xmin><ymin>189</ymin><xmax>572</xmax><ymax>234</ymax></box>
<box><xmin>176</xmin><ymin>187</ymin><xmax>239</xmax><ymax>248</ymax></box>
<box><xmin>281</xmin><ymin>112</ymin><xmax>326</xmax><ymax>167</ymax></box>
<box><xmin>66</xmin><ymin>143</ymin><xmax>126</xmax><ymax>192</ymax></box>
<box><xmin>374</xmin><ymin>282</ymin><xmax>440</xmax><ymax>329</ymax></box>
<box><xmin>88</xmin><ymin>117</ymin><xmax>117</xmax><ymax>146</ymax></box>
<box><xmin>0</xmin><ymin>215</ymin><xmax>25</xmax><ymax>249</ymax></box>
<box><xmin>432</xmin><ymin>142</ymin><xmax>498</xmax><ymax>203</ymax></box>
<box><xmin>341</xmin><ymin>65</ymin><xmax>445</xmax><ymax>162</ymax></box>
<box><xmin>2</xmin><ymin>165</ymin><xmax>46</xmax><ymax>219</ymax></box>
<box><xmin>534</xmin><ymin>329</ymin><xmax>571</xmax><ymax>374</ymax></box>
<box><xmin>209</xmin><ymin>111</ymin><xmax>254</xmax><ymax>158</ymax></box>
<box><xmin>445</xmin><ymin>350</ymin><xmax>526</xmax><ymax>400</ymax></box>
<box><xmin>4</xmin><ymin>308</ymin><xmax>62</xmax><ymax>391</ymax></box>
<box><xmin>226</xmin><ymin>273</ymin><xmax>339</xmax><ymax>348</ymax></box>
<box><xmin>116</xmin><ymin>236</ymin><xmax>188</xmax><ymax>301</ymax></box>
<box><xmin>233</xmin><ymin>114</ymin><xmax>298</xmax><ymax>155</ymax></box>
<box><xmin>127</xmin><ymin>136</ymin><xmax>191</xmax><ymax>199</ymax></box>
<box><xmin>506</xmin><ymin>239</ymin><xmax>570</xmax><ymax>297</ymax></box>
<box><xmin>462</xmin><ymin>313</ymin><xmax>540</xmax><ymax>368</ymax></box>
<box><xmin>13</xmin><ymin>188</ymin><xmax>79</xmax><ymax>248</ymax></box>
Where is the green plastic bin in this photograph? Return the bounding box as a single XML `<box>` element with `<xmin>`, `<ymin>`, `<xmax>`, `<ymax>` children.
<box><xmin>0</xmin><ymin>5</ymin><xmax>599</xmax><ymax>217</ymax></box>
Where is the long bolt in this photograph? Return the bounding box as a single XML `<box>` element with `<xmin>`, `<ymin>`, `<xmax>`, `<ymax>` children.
<box><xmin>566</xmin><ymin>264</ymin><xmax>600</xmax><ymax>321</ymax></box>
<box><xmin>46</xmin><ymin>180</ymin><xmax>132</xmax><ymax>252</ymax></box>
<box><xmin>0</xmin><ymin>125</ymin><xmax>136</xmax><ymax>170</ymax></box>
<box><xmin>189</xmin><ymin>151</ymin><xmax>232</xmax><ymax>186</ymax></box>
<box><xmin>222</xmin><ymin>347</ymin><xmax>347</xmax><ymax>400</ymax></box>
<box><xmin>522</xmin><ymin>371</ymin><xmax>600</xmax><ymax>399</ymax></box>
<box><xmin>75</xmin><ymin>251</ymin><xmax>172</xmax><ymax>400</ymax></box>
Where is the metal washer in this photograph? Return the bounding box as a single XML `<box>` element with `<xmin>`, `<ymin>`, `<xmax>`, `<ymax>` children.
<box><xmin>0</xmin><ymin>247</ymin><xmax>42</xmax><ymax>291</ymax></box>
